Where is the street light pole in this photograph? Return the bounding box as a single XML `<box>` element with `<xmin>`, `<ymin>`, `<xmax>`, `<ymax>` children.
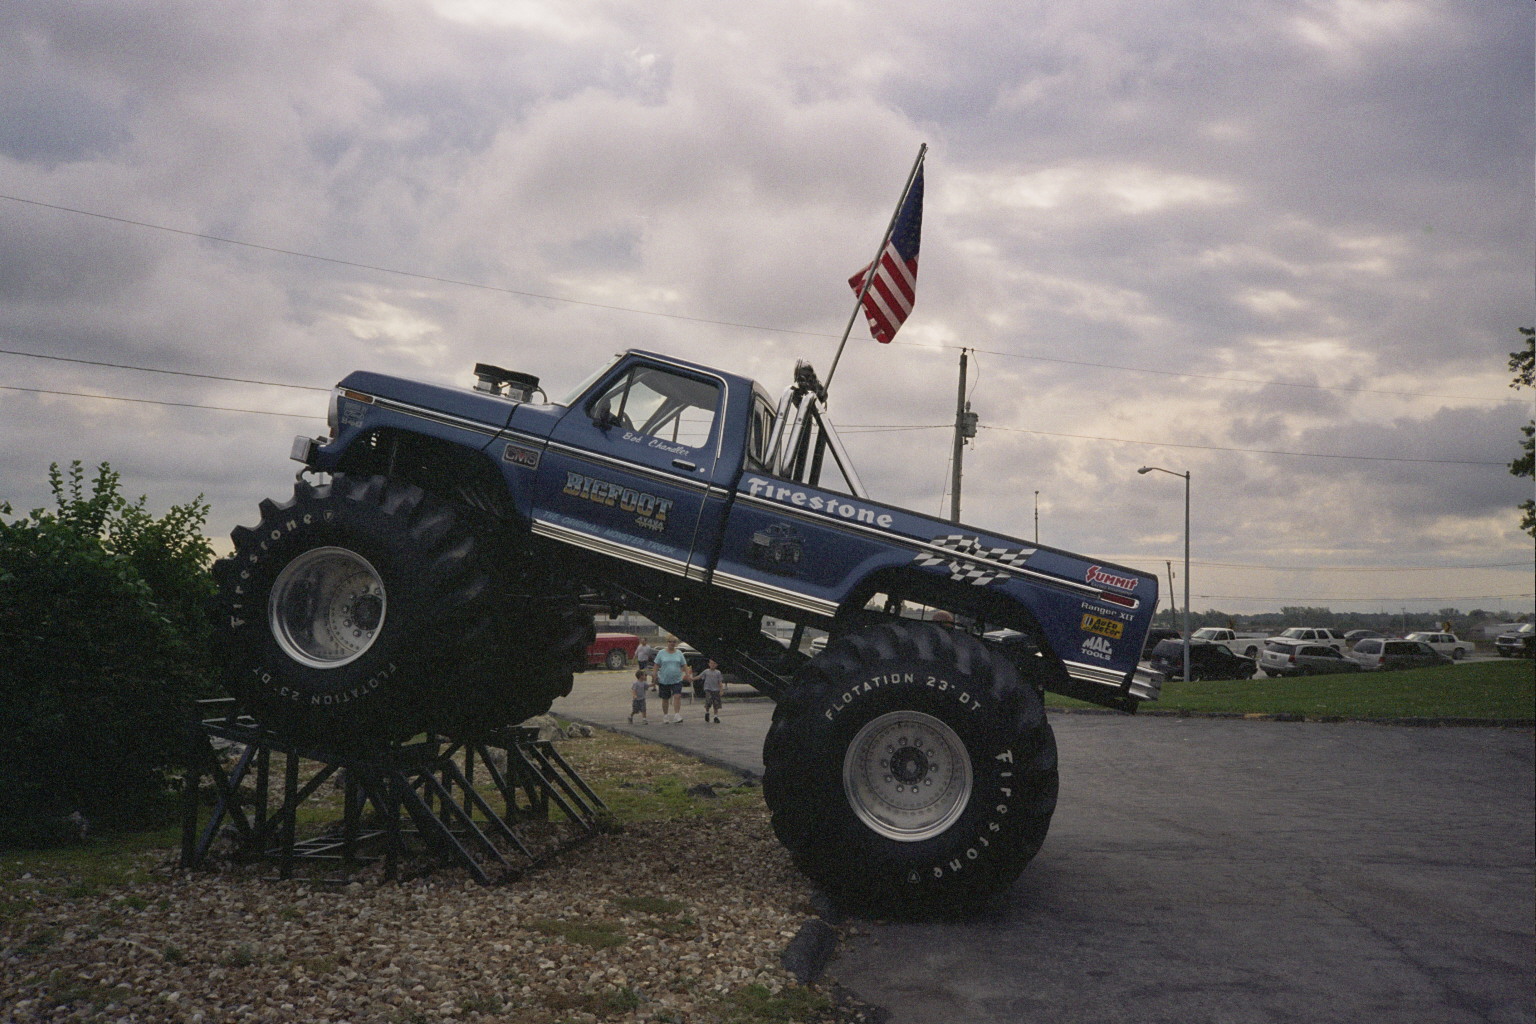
<box><xmin>1139</xmin><ymin>466</ymin><xmax>1191</xmax><ymax>684</ymax></box>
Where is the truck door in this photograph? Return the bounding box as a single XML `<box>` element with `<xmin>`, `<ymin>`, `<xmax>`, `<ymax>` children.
<box><xmin>531</xmin><ymin>359</ymin><xmax>724</xmax><ymax>581</ymax></box>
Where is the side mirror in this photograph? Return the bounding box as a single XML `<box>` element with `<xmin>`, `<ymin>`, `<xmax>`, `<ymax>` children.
<box><xmin>592</xmin><ymin>399</ymin><xmax>617</xmax><ymax>430</ymax></box>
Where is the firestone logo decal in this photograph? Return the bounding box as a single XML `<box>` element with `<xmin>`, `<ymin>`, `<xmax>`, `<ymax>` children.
<box><xmin>1086</xmin><ymin>565</ymin><xmax>1139</xmax><ymax>592</ymax></box>
<box><xmin>743</xmin><ymin>477</ymin><xmax>895</xmax><ymax>529</ymax></box>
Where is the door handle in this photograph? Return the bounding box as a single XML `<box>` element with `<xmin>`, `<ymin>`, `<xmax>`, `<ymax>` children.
<box><xmin>672</xmin><ymin>459</ymin><xmax>697</xmax><ymax>471</ymax></box>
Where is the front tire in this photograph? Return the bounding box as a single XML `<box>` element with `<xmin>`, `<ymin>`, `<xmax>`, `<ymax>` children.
<box><xmin>762</xmin><ymin>621</ymin><xmax>1057</xmax><ymax>916</ymax></box>
<box><xmin>605</xmin><ymin>648</ymin><xmax>627</xmax><ymax>670</ymax></box>
<box><xmin>213</xmin><ymin>473</ymin><xmax>587</xmax><ymax>748</ymax></box>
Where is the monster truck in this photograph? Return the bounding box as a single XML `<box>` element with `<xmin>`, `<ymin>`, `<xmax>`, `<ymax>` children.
<box><xmin>213</xmin><ymin>350</ymin><xmax>1160</xmax><ymax>913</ymax></box>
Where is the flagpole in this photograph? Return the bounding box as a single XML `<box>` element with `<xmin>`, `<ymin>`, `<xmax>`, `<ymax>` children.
<box><xmin>824</xmin><ymin>142</ymin><xmax>927</xmax><ymax>393</ymax></box>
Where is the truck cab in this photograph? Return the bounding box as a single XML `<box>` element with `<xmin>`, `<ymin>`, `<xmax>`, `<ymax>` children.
<box><xmin>311</xmin><ymin>349</ymin><xmax>1159</xmax><ymax>712</ymax></box>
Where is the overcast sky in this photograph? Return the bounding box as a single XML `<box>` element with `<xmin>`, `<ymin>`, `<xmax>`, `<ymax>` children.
<box><xmin>2</xmin><ymin>0</ymin><xmax>1532</xmax><ymax>619</ymax></box>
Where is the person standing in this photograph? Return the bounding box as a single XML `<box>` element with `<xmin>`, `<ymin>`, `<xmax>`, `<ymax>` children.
<box><xmin>635</xmin><ymin>638</ymin><xmax>655</xmax><ymax>677</ymax></box>
<box><xmin>628</xmin><ymin>667</ymin><xmax>650</xmax><ymax>725</ymax></box>
<box><xmin>700</xmin><ymin>658</ymin><xmax>724</xmax><ymax>723</ymax></box>
<box><xmin>653</xmin><ymin>637</ymin><xmax>689</xmax><ymax>724</ymax></box>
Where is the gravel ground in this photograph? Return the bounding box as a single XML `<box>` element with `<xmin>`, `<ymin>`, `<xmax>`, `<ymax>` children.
<box><xmin>0</xmin><ymin>732</ymin><xmax>883</xmax><ymax>1024</ymax></box>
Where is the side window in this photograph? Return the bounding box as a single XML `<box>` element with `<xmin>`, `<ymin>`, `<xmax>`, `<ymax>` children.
<box><xmin>746</xmin><ymin>396</ymin><xmax>775</xmax><ymax>471</ymax></box>
<box><xmin>590</xmin><ymin>365</ymin><xmax>720</xmax><ymax>451</ymax></box>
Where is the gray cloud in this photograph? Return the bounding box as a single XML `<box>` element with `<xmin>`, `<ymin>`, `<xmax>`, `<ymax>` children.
<box><xmin>0</xmin><ymin>0</ymin><xmax>1530</xmax><ymax>615</ymax></box>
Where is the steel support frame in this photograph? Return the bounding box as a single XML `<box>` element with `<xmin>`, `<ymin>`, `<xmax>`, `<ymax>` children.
<box><xmin>181</xmin><ymin>701</ymin><xmax>606</xmax><ymax>884</ymax></box>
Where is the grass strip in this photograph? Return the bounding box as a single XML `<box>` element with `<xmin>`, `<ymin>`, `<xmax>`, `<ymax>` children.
<box><xmin>1049</xmin><ymin>657</ymin><xmax>1534</xmax><ymax>720</ymax></box>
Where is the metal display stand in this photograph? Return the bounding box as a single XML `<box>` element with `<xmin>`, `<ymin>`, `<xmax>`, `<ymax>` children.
<box><xmin>180</xmin><ymin>700</ymin><xmax>606</xmax><ymax>884</ymax></box>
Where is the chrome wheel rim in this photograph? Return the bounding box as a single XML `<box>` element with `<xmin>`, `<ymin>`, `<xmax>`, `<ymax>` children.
<box><xmin>269</xmin><ymin>547</ymin><xmax>386</xmax><ymax>668</ymax></box>
<box><xmin>842</xmin><ymin>710</ymin><xmax>973</xmax><ymax>842</ymax></box>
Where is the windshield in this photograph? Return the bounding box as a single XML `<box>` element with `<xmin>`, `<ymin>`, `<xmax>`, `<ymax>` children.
<box><xmin>558</xmin><ymin>354</ymin><xmax>623</xmax><ymax>407</ymax></box>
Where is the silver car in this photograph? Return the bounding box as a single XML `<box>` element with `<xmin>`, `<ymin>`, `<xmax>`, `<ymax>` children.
<box><xmin>1259</xmin><ymin>640</ymin><xmax>1364</xmax><ymax>677</ymax></box>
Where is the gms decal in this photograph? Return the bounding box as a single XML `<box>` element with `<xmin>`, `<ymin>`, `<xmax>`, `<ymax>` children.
<box><xmin>502</xmin><ymin>443</ymin><xmax>541</xmax><ymax>469</ymax></box>
<box><xmin>915</xmin><ymin>534</ymin><xmax>1035</xmax><ymax>587</ymax></box>
<box><xmin>564</xmin><ymin>472</ymin><xmax>674</xmax><ymax>533</ymax></box>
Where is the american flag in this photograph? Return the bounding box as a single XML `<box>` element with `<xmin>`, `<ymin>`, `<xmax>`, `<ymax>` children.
<box><xmin>848</xmin><ymin>165</ymin><xmax>924</xmax><ymax>344</ymax></box>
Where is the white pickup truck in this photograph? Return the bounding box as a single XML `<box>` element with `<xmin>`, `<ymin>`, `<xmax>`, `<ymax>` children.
<box><xmin>1267</xmin><ymin>627</ymin><xmax>1350</xmax><ymax>652</ymax></box>
<box><xmin>1190</xmin><ymin>627</ymin><xmax>1268</xmax><ymax>660</ymax></box>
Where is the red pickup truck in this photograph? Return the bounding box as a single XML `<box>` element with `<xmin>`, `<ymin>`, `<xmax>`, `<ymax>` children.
<box><xmin>586</xmin><ymin>632</ymin><xmax>641</xmax><ymax>670</ymax></box>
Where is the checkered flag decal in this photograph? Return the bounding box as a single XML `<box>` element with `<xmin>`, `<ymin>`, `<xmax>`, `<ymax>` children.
<box><xmin>913</xmin><ymin>535</ymin><xmax>1035</xmax><ymax>586</ymax></box>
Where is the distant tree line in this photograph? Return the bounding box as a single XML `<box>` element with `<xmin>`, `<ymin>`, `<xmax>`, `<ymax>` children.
<box><xmin>1152</xmin><ymin>606</ymin><xmax>1528</xmax><ymax>636</ymax></box>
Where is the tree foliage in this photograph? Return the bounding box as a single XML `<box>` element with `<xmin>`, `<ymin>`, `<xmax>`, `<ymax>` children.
<box><xmin>1511</xmin><ymin>327</ymin><xmax>1534</xmax><ymax>538</ymax></box>
<box><xmin>0</xmin><ymin>462</ymin><xmax>218</xmax><ymax>846</ymax></box>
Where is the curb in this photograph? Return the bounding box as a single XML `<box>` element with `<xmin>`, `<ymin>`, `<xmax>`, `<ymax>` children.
<box><xmin>1047</xmin><ymin>706</ymin><xmax>1535</xmax><ymax>728</ymax></box>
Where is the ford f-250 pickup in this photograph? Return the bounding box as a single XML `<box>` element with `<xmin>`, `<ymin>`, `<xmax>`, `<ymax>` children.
<box><xmin>214</xmin><ymin>350</ymin><xmax>1160</xmax><ymax>913</ymax></box>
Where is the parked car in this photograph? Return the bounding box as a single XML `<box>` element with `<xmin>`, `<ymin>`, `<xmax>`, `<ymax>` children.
<box><xmin>1147</xmin><ymin>639</ymin><xmax>1255</xmax><ymax>682</ymax></box>
<box><xmin>1259</xmin><ymin>640</ymin><xmax>1363</xmax><ymax>677</ymax></box>
<box><xmin>1188</xmin><ymin>628</ymin><xmax>1264</xmax><ymax>660</ymax></box>
<box><xmin>1494</xmin><ymin>623</ymin><xmax>1535</xmax><ymax>659</ymax></box>
<box><xmin>586</xmin><ymin>632</ymin><xmax>641</xmax><ymax>669</ymax></box>
<box><xmin>1141</xmin><ymin>628</ymin><xmax>1183</xmax><ymax>658</ymax></box>
<box><xmin>1348</xmin><ymin>638</ymin><xmax>1453</xmax><ymax>672</ymax></box>
<box><xmin>1343</xmin><ymin>629</ymin><xmax>1384</xmax><ymax>647</ymax></box>
<box><xmin>1403</xmin><ymin>631</ymin><xmax>1468</xmax><ymax>660</ymax></box>
<box><xmin>1268</xmin><ymin>627</ymin><xmax>1350</xmax><ymax>651</ymax></box>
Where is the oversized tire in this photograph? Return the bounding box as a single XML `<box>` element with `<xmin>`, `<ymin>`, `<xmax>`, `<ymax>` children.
<box><xmin>762</xmin><ymin>621</ymin><xmax>1057</xmax><ymax>917</ymax></box>
<box><xmin>605</xmin><ymin>648</ymin><xmax>627</xmax><ymax>670</ymax></box>
<box><xmin>212</xmin><ymin>473</ymin><xmax>588</xmax><ymax>748</ymax></box>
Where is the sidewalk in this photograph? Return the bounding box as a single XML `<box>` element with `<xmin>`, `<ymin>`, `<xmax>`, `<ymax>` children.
<box><xmin>550</xmin><ymin>667</ymin><xmax>775</xmax><ymax>777</ymax></box>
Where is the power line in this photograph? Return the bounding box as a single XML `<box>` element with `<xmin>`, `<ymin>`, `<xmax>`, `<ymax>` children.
<box><xmin>0</xmin><ymin>194</ymin><xmax>821</xmax><ymax>339</ymax></box>
<box><xmin>0</xmin><ymin>384</ymin><xmax>323</xmax><ymax>421</ymax></box>
<box><xmin>1185</xmin><ymin>559</ymin><xmax>1534</xmax><ymax>572</ymax></box>
<box><xmin>977</xmin><ymin>423</ymin><xmax>1509</xmax><ymax>466</ymax></box>
<box><xmin>0</xmin><ymin>346</ymin><xmax>328</xmax><ymax>392</ymax></box>
<box><xmin>1188</xmin><ymin>593</ymin><xmax>1534</xmax><ymax>603</ymax></box>
<box><xmin>3</xmin><ymin>191</ymin><xmax>1521</xmax><ymax>408</ymax></box>
<box><xmin>933</xmin><ymin>342</ymin><xmax>1525</xmax><ymax>407</ymax></box>
<box><xmin>0</xmin><ymin>368</ymin><xmax>1506</xmax><ymax>466</ymax></box>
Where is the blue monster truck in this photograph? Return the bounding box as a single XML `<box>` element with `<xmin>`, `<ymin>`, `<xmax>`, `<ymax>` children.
<box><xmin>215</xmin><ymin>350</ymin><xmax>1159</xmax><ymax>912</ymax></box>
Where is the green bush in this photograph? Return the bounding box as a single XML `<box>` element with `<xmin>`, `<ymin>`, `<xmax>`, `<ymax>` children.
<box><xmin>0</xmin><ymin>462</ymin><xmax>218</xmax><ymax>847</ymax></box>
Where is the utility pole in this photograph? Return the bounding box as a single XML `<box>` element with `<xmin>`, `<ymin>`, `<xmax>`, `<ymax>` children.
<box><xmin>1166</xmin><ymin>561</ymin><xmax>1176</xmax><ymax>627</ymax></box>
<box><xmin>950</xmin><ymin>348</ymin><xmax>977</xmax><ymax>523</ymax></box>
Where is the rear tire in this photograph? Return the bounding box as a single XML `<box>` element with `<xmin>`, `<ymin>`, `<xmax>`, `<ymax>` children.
<box><xmin>762</xmin><ymin>621</ymin><xmax>1057</xmax><ymax>917</ymax></box>
<box><xmin>605</xmin><ymin>648</ymin><xmax>627</xmax><ymax>670</ymax></box>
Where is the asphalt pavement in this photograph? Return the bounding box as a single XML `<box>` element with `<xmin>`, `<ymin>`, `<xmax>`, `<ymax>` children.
<box><xmin>553</xmin><ymin>668</ymin><xmax>1535</xmax><ymax>1024</ymax></box>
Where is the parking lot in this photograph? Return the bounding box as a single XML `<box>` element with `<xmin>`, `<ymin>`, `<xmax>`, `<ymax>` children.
<box><xmin>556</xmin><ymin>670</ymin><xmax>1535</xmax><ymax>1024</ymax></box>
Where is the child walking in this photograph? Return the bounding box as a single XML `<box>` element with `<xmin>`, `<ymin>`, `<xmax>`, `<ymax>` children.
<box><xmin>628</xmin><ymin>667</ymin><xmax>650</xmax><ymax>725</ymax></box>
<box><xmin>700</xmin><ymin>658</ymin><xmax>724</xmax><ymax>723</ymax></box>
